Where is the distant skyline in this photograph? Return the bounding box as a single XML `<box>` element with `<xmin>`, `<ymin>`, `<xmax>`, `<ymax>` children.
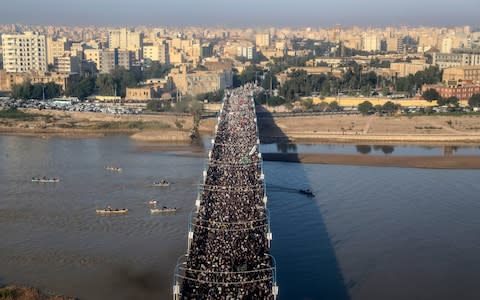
<box><xmin>1</xmin><ymin>0</ymin><xmax>479</xmax><ymax>28</ymax></box>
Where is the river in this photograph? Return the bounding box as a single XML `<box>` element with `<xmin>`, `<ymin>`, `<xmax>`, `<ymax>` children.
<box><xmin>1</xmin><ymin>135</ymin><xmax>479</xmax><ymax>300</ymax></box>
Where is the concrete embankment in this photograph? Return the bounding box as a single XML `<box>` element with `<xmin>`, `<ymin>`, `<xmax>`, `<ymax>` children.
<box><xmin>263</xmin><ymin>153</ymin><xmax>480</xmax><ymax>169</ymax></box>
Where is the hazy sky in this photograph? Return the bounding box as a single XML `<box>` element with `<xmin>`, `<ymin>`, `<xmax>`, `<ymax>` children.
<box><xmin>1</xmin><ymin>0</ymin><xmax>479</xmax><ymax>27</ymax></box>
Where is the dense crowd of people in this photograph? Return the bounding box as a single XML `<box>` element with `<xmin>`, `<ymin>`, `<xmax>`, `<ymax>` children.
<box><xmin>179</xmin><ymin>85</ymin><xmax>275</xmax><ymax>299</ymax></box>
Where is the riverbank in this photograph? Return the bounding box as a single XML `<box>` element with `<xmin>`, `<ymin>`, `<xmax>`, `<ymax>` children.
<box><xmin>0</xmin><ymin>109</ymin><xmax>195</xmax><ymax>142</ymax></box>
<box><xmin>259</xmin><ymin>114</ymin><xmax>480</xmax><ymax>144</ymax></box>
<box><xmin>263</xmin><ymin>152</ymin><xmax>480</xmax><ymax>169</ymax></box>
<box><xmin>0</xmin><ymin>285</ymin><xmax>75</xmax><ymax>300</ymax></box>
<box><xmin>5</xmin><ymin>109</ymin><xmax>480</xmax><ymax>145</ymax></box>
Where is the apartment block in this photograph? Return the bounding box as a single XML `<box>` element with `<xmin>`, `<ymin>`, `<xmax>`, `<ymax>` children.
<box><xmin>1</xmin><ymin>32</ymin><xmax>47</xmax><ymax>73</ymax></box>
<box><xmin>108</xmin><ymin>28</ymin><xmax>143</xmax><ymax>60</ymax></box>
<box><xmin>433</xmin><ymin>52</ymin><xmax>480</xmax><ymax>69</ymax></box>
<box><xmin>443</xmin><ymin>66</ymin><xmax>480</xmax><ymax>85</ymax></box>
<box><xmin>169</xmin><ymin>65</ymin><xmax>233</xmax><ymax>96</ymax></box>
<box><xmin>237</xmin><ymin>46</ymin><xmax>256</xmax><ymax>60</ymax></box>
<box><xmin>143</xmin><ymin>42</ymin><xmax>170</xmax><ymax>64</ymax></box>
<box><xmin>47</xmin><ymin>37</ymin><xmax>68</xmax><ymax>65</ymax></box>
<box><xmin>255</xmin><ymin>33</ymin><xmax>271</xmax><ymax>48</ymax></box>
<box><xmin>362</xmin><ymin>33</ymin><xmax>381</xmax><ymax>52</ymax></box>
<box><xmin>54</xmin><ymin>55</ymin><xmax>81</xmax><ymax>73</ymax></box>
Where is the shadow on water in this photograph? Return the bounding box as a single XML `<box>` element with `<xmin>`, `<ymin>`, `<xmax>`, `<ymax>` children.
<box><xmin>257</xmin><ymin>105</ymin><xmax>350</xmax><ymax>300</ymax></box>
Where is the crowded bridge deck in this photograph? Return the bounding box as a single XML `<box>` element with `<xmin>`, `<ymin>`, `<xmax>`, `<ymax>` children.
<box><xmin>173</xmin><ymin>85</ymin><xmax>278</xmax><ymax>299</ymax></box>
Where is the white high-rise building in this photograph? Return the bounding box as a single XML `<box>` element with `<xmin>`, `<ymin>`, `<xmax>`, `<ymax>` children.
<box><xmin>362</xmin><ymin>33</ymin><xmax>381</xmax><ymax>52</ymax></box>
<box><xmin>1</xmin><ymin>32</ymin><xmax>47</xmax><ymax>73</ymax></box>
<box><xmin>47</xmin><ymin>37</ymin><xmax>68</xmax><ymax>65</ymax></box>
<box><xmin>143</xmin><ymin>42</ymin><xmax>169</xmax><ymax>64</ymax></box>
<box><xmin>441</xmin><ymin>37</ymin><xmax>453</xmax><ymax>53</ymax></box>
<box><xmin>255</xmin><ymin>33</ymin><xmax>271</xmax><ymax>48</ymax></box>
<box><xmin>108</xmin><ymin>28</ymin><xmax>143</xmax><ymax>59</ymax></box>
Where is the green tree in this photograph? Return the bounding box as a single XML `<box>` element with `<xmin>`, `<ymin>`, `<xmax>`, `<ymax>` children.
<box><xmin>65</xmin><ymin>77</ymin><xmax>95</xmax><ymax>100</ymax></box>
<box><xmin>438</xmin><ymin>96</ymin><xmax>459</xmax><ymax>107</ymax></box>
<box><xmin>196</xmin><ymin>90</ymin><xmax>224</xmax><ymax>103</ymax></box>
<box><xmin>468</xmin><ymin>94</ymin><xmax>480</xmax><ymax>107</ymax></box>
<box><xmin>11</xmin><ymin>82</ymin><xmax>61</xmax><ymax>99</ymax></box>
<box><xmin>414</xmin><ymin>66</ymin><xmax>442</xmax><ymax>86</ymax></box>
<box><xmin>30</xmin><ymin>84</ymin><xmax>44</xmax><ymax>99</ymax></box>
<box><xmin>373</xmin><ymin>104</ymin><xmax>383</xmax><ymax>112</ymax></box>
<box><xmin>267</xmin><ymin>96</ymin><xmax>286</xmax><ymax>107</ymax></box>
<box><xmin>146</xmin><ymin>100</ymin><xmax>163</xmax><ymax>111</ymax></box>
<box><xmin>237</xmin><ymin>65</ymin><xmax>264</xmax><ymax>86</ymax></box>
<box><xmin>261</xmin><ymin>72</ymin><xmax>279</xmax><ymax>91</ymax></box>
<box><xmin>382</xmin><ymin>101</ymin><xmax>399</xmax><ymax>115</ymax></box>
<box><xmin>302</xmin><ymin>98</ymin><xmax>314</xmax><ymax>110</ymax></box>
<box><xmin>143</xmin><ymin>62</ymin><xmax>171</xmax><ymax>79</ymax></box>
<box><xmin>328</xmin><ymin>101</ymin><xmax>340</xmax><ymax>111</ymax></box>
<box><xmin>358</xmin><ymin>101</ymin><xmax>373</xmax><ymax>115</ymax></box>
<box><xmin>422</xmin><ymin>88</ymin><xmax>441</xmax><ymax>101</ymax></box>
<box><xmin>43</xmin><ymin>82</ymin><xmax>61</xmax><ymax>99</ymax></box>
<box><xmin>96</xmin><ymin>74</ymin><xmax>115</xmax><ymax>96</ymax></box>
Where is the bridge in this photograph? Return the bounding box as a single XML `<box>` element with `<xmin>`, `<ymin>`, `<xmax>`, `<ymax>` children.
<box><xmin>173</xmin><ymin>85</ymin><xmax>278</xmax><ymax>299</ymax></box>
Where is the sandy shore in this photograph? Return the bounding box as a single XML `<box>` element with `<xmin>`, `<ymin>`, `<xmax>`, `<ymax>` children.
<box><xmin>263</xmin><ymin>153</ymin><xmax>480</xmax><ymax>169</ymax></box>
<box><xmin>258</xmin><ymin>114</ymin><xmax>480</xmax><ymax>144</ymax></box>
<box><xmin>0</xmin><ymin>109</ymin><xmax>195</xmax><ymax>142</ymax></box>
<box><xmin>4</xmin><ymin>109</ymin><xmax>480</xmax><ymax>145</ymax></box>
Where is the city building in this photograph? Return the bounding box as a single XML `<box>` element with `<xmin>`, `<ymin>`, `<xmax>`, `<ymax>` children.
<box><xmin>422</xmin><ymin>83</ymin><xmax>480</xmax><ymax>100</ymax></box>
<box><xmin>255</xmin><ymin>33</ymin><xmax>271</xmax><ymax>48</ymax></box>
<box><xmin>1</xmin><ymin>32</ymin><xmax>47</xmax><ymax>73</ymax></box>
<box><xmin>143</xmin><ymin>42</ymin><xmax>170</xmax><ymax>64</ymax></box>
<box><xmin>237</xmin><ymin>45</ymin><xmax>256</xmax><ymax>60</ymax></box>
<box><xmin>108</xmin><ymin>28</ymin><xmax>143</xmax><ymax>60</ymax></box>
<box><xmin>28</xmin><ymin>71</ymin><xmax>79</xmax><ymax>91</ymax></box>
<box><xmin>46</xmin><ymin>37</ymin><xmax>68</xmax><ymax>65</ymax></box>
<box><xmin>433</xmin><ymin>50</ymin><xmax>480</xmax><ymax>69</ymax></box>
<box><xmin>0</xmin><ymin>69</ymin><xmax>25</xmax><ymax>92</ymax></box>
<box><xmin>362</xmin><ymin>33</ymin><xmax>381</xmax><ymax>52</ymax></box>
<box><xmin>390</xmin><ymin>61</ymin><xmax>427</xmax><ymax>77</ymax></box>
<box><xmin>84</xmin><ymin>49</ymin><xmax>101</xmax><ymax>70</ymax></box>
<box><xmin>442</xmin><ymin>66</ymin><xmax>480</xmax><ymax>85</ymax></box>
<box><xmin>84</xmin><ymin>48</ymin><xmax>132</xmax><ymax>73</ymax></box>
<box><xmin>53</xmin><ymin>55</ymin><xmax>81</xmax><ymax>73</ymax></box>
<box><xmin>125</xmin><ymin>86</ymin><xmax>160</xmax><ymax>101</ymax></box>
<box><xmin>440</xmin><ymin>37</ymin><xmax>453</xmax><ymax>53</ymax></box>
<box><xmin>169</xmin><ymin>65</ymin><xmax>233</xmax><ymax>96</ymax></box>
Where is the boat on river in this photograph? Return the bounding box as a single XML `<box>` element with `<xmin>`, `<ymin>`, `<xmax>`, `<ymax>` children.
<box><xmin>31</xmin><ymin>177</ymin><xmax>60</xmax><ymax>183</ymax></box>
<box><xmin>299</xmin><ymin>189</ymin><xmax>314</xmax><ymax>197</ymax></box>
<box><xmin>96</xmin><ymin>208</ymin><xmax>128</xmax><ymax>215</ymax></box>
<box><xmin>152</xmin><ymin>180</ymin><xmax>170</xmax><ymax>187</ymax></box>
<box><xmin>150</xmin><ymin>207</ymin><xmax>177</xmax><ymax>214</ymax></box>
<box><xmin>105</xmin><ymin>166</ymin><xmax>122</xmax><ymax>172</ymax></box>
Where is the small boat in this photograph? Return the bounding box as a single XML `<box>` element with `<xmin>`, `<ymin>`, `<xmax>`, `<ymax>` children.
<box><xmin>105</xmin><ymin>166</ymin><xmax>122</xmax><ymax>172</ymax></box>
<box><xmin>152</xmin><ymin>180</ymin><xmax>170</xmax><ymax>187</ymax></box>
<box><xmin>299</xmin><ymin>189</ymin><xmax>314</xmax><ymax>197</ymax></box>
<box><xmin>96</xmin><ymin>208</ymin><xmax>128</xmax><ymax>215</ymax></box>
<box><xmin>148</xmin><ymin>199</ymin><xmax>158</xmax><ymax>205</ymax></box>
<box><xmin>32</xmin><ymin>177</ymin><xmax>60</xmax><ymax>183</ymax></box>
<box><xmin>150</xmin><ymin>207</ymin><xmax>177</xmax><ymax>214</ymax></box>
